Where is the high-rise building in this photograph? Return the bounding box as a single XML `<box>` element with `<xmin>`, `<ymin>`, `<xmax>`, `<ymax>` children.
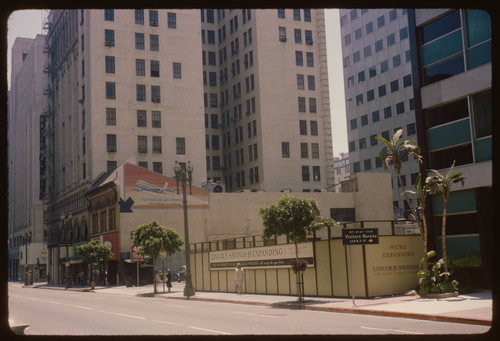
<box><xmin>202</xmin><ymin>9</ymin><xmax>334</xmax><ymax>192</ymax></box>
<box><xmin>408</xmin><ymin>9</ymin><xmax>492</xmax><ymax>285</ymax></box>
<box><xmin>333</xmin><ymin>152</ymin><xmax>350</xmax><ymax>192</ymax></box>
<box><xmin>339</xmin><ymin>9</ymin><xmax>419</xmax><ymax>218</ymax></box>
<box><xmin>8</xmin><ymin>35</ymin><xmax>48</xmax><ymax>282</ymax></box>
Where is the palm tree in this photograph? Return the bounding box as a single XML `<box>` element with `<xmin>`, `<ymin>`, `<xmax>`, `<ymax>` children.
<box><xmin>376</xmin><ymin>129</ymin><xmax>423</xmax><ymax>226</ymax></box>
<box><xmin>426</xmin><ymin>161</ymin><xmax>466</xmax><ymax>274</ymax></box>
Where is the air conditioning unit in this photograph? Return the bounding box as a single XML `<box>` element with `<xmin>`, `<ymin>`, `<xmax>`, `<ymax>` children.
<box><xmin>202</xmin><ymin>182</ymin><xmax>226</xmax><ymax>193</ymax></box>
<box><xmin>279</xmin><ymin>37</ymin><xmax>287</xmax><ymax>42</ymax></box>
<box><xmin>151</xmin><ymin>21</ymin><xmax>158</xmax><ymax>26</ymax></box>
<box><xmin>152</xmin><ymin>98</ymin><xmax>161</xmax><ymax>103</ymax></box>
<box><xmin>105</xmin><ymin>41</ymin><xmax>113</xmax><ymax>46</ymax></box>
<box><xmin>306</xmin><ymin>40</ymin><xmax>313</xmax><ymax>45</ymax></box>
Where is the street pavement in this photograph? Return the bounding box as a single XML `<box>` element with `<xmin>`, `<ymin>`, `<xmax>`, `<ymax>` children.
<box><xmin>26</xmin><ymin>280</ymin><xmax>492</xmax><ymax>327</ymax></box>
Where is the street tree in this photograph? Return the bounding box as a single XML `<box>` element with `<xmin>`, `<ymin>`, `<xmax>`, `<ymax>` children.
<box><xmin>258</xmin><ymin>195</ymin><xmax>337</xmax><ymax>301</ymax></box>
<box><xmin>75</xmin><ymin>239</ymin><xmax>113</xmax><ymax>286</ymax></box>
<box><xmin>132</xmin><ymin>220</ymin><xmax>184</xmax><ymax>293</ymax></box>
<box><xmin>426</xmin><ymin>161</ymin><xmax>466</xmax><ymax>275</ymax></box>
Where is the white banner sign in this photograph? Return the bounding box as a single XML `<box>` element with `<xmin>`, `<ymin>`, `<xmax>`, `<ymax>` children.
<box><xmin>209</xmin><ymin>242</ymin><xmax>314</xmax><ymax>270</ymax></box>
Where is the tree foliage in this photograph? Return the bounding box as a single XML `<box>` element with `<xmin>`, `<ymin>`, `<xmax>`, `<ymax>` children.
<box><xmin>75</xmin><ymin>239</ymin><xmax>113</xmax><ymax>265</ymax></box>
<box><xmin>132</xmin><ymin>220</ymin><xmax>184</xmax><ymax>261</ymax></box>
<box><xmin>258</xmin><ymin>195</ymin><xmax>336</xmax><ymax>243</ymax></box>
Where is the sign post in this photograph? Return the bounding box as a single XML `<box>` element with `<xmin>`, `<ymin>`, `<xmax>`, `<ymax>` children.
<box><xmin>342</xmin><ymin>228</ymin><xmax>379</xmax><ymax>306</ymax></box>
<box><xmin>131</xmin><ymin>245</ymin><xmax>144</xmax><ymax>287</ymax></box>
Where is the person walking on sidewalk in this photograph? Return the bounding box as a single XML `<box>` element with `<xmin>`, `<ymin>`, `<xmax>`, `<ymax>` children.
<box><xmin>234</xmin><ymin>263</ymin><xmax>244</xmax><ymax>295</ymax></box>
<box><xmin>166</xmin><ymin>269</ymin><xmax>172</xmax><ymax>292</ymax></box>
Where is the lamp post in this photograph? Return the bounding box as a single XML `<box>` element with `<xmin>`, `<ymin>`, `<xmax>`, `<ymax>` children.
<box><xmin>60</xmin><ymin>213</ymin><xmax>72</xmax><ymax>289</ymax></box>
<box><xmin>173</xmin><ymin>160</ymin><xmax>195</xmax><ymax>297</ymax></box>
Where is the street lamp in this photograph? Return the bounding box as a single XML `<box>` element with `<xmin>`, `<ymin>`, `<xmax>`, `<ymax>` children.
<box><xmin>60</xmin><ymin>213</ymin><xmax>72</xmax><ymax>289</ymax></box>
<box><xmin>172</xmin><ymin>160</ymin><xmax>195</xmax><ymax>297</ymax></box>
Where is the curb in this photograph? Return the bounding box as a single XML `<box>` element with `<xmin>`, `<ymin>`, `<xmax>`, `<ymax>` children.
<box><xmin>159</xmin><ymin>295</ymin><xmax>491</xmax><ymax>327</ymax></box>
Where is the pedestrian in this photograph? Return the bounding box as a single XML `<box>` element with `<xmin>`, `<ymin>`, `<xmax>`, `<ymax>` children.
<box><xmin>234</xmin><ymin>263</ymin><xmax>244</xmax><ymax>294</ymax></box>
<box><xmin>166</xmin><ymin>269</ymin><xmax>172</xmax><ymax>292</ymax></box>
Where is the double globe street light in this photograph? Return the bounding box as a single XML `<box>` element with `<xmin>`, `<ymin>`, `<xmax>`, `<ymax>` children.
<box><xmin>172</xmin><ymin>160</ymin><xmax>195</xmax><ymax>297</ymax></box>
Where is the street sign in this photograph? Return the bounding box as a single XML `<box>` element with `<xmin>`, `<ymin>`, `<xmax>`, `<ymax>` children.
<box><xmin>131</xmin><ymin>245</ymin><xmax>144</xmax><ymax>262</ymax></box>
<box><xmin>342</xmin><ymin>228</ymin><xmax>379</xmax><ymax>246</ymax></box>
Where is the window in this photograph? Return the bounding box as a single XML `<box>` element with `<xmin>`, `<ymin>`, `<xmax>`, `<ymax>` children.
<box><xmin>304</xmin><ymin>9</ymin><xmax>311</xmax><ymax>22</ymax></box>
<box><xmin>212</xmin><ymin>135</ymin><xmax>220</xmax><ymax>150</ymax></box>
<box><xmin>353</xmin><ymin>162</ymin><xmax>360</xmax><ymax>173</ymax></box>
<box><xmin>137</xmin><ymin>136</ymin><xmax>147</xmax><ymax>153</ymax></box>
<box><xmin>107</xmin><ymin>161</ymin><xmax>117</xmax><ymax>173</ymax></box>
<box><xmin>106</xmin><ymin>82</ymin><xmax>116</xmax><ymax>99</ymax></box>
<box><xmin>382</xmin><ymin>131</ymin><xmax>390</xmax><ymax>140</ymax></box>
<box><xmin>294</xmin><ymin>29</ymin><xmax>302</xmax><ymax>43</ymax></box>
<box><xmin>313</xmin><ymin>166</ymin><xmax>320</xmax><ymax>181</ymax></box>
<box><xmin>377</xmin><ymin>15</ymin><xmax>385</xmax><ymax>28</ymax></box>
<box><xmin>176</xmin><ymin>137</ymin><xmax>185</xmax><ymax>154</ymax></box>
<box><xmin>344</xmin><ymin>34</ymin><xmax>351</xmax><ymax>46</ymax></box>
<box><xmin>136</xmin><ymin>59</ymin><xmax>145</xmax><ymax>76</ymax></box>
<box><xmin>364</xmin><ymin>45</ymin><xmax>372</xmax><ymax>58</ymax></box>
<box><xmin>136</xmin><ymin>84</ymin><xmax>146</xmax><ymax>101</ymax></box>
<box><xmin>387</xmin><ymin>33</ymin><xmax>396</xmax><ymax>46</ymax></box>
<box><xmin>105</xmin><ymin>29</ymin><xmax>114</xmax><ymax>46</ymax></box>
<box><xmin>466</xmin><ymin>9</ymin><xmax>491</xmax><ymax>70</ymax></box>
<box><xmin>355</xmin><ymin>28</ymin><xmax>362</xmax><ymax>40</ymax></box>
<box><xmin>137</xmin><ymin>110</ymin><xmax>146</xmax><ymax>127</ymax></box>
<box><xmin>393</xmin><ymin>54</ymin><xmax>401</xmax><ymax>67</ymax></box>
<box><xmin>367</xmin><ymin>89</ymin><xmax>374</xmax><ymax>101</ymax></box>
<box><xmin>297</xmin><ymin>74</ymin><xmax>305</xmax><ymax>89</ymax></box>
<box><xmin>295</xmin><ymin>51</ymin><xmax>303</xmax><ymax>66</ymax></box>
<box><xmin>105</xmin><ymin>9</ymin><xmax>114</xmax><ymax>21</ymax></box>
<box><xmin>380</xmin><ymin>60</ymin><xmax>388</xmax><ymax>73</ymax></box>
<box><xmin>396</xmin><ymin>102</ymin><xmax>405</xmax><ymax>114</ymax></box>
<box><xmin>350</xmin><ymin>118</ymin><xmax>357</xmax><ymax>130</ymax></box>
<box><xmin>407</xmin><ymin>123</ymin><xmax>416</xmax><ymax>136</ymax></box>
<box><xmin>206</xmin><ymin>9</ymin><xmax>214</xmax><ymax>23</ymax></box>
<box><xmin>151</xmin><ymin>86</ymin><xmax>160</xmax><ymax>102</ymax></box>
<box><xmin>310</xmin><ymin>121</ymin><xmax>318</xmax><ymax>136</ymax></box>
<box><xmin>293</xmin><ymin>9</ymin><xmax>301</xmax><ymax>20</ymax></box>
<box><xmin>278</xmin><ymin>9</ymin><xmax>285</xmax><ymax>18</ymax></box>
<box><xmin>353</xmin><ymin>51</ymin><xmax>360</xmax><ymax>63</ymax></box>
<box><xmin>372</xmin><ymin>110</ymin><xmax>380</xmax><ymax>122</ymax></box>
<box><xmin>400</xmin><ymin>27</ymin><xmax>408</xmax><ymax>40</ymax></box>
<box><xmin>138</xmin><ymin>162</ymin><xmax>148</xmax><ymax>169</ymax></box>
<box><xmin>209</xmin><ymin>72</ymin><xmax>217</xmax><ymax>86</ymax></box>
<box><xmin>105</xmin><ymin>56</ymin><xmax>115</xmax><ymax>73</ymax></box>
<box><xmin>135</xmin><ymin>9</ymin><xmax>144</xmax><ymax>25</ymax></box>
<box><xmin>106</xmin><ymin>108</ymin><xmax>116</xmax><ymax>126</ymax></box>
<box><xmin>369</xmin><ymin>66</ymin><xmax>376</xmax><ymax>77</ymax></box>
<box><xmin>389</xmin><ymin>9</ymin><xmax>397</xmax><ymax>21</ymax></box>
<box><xmin>358</xmin><ymin>71</ymin><xmax>365</xmax><ymax>82</ymax></box>
<box><xmin>364</xmin><ymin>159</ymin><xmax>372</xmax><ymax>170</ymax></box>
<box><xmin>302</xmin><ymin>166</ymin><xmax>310</xmax><ymax>181</ymax></box>
<box><xmin>378</xmin><ymin>85</ymin><xmax>386</xmax><ymax>97</ymax></box>
<box><xmin>390</xmin><ymin>79</ymin><xmax>399</xmax><ymax>92</ymax></box>
<box><xmin>149</xmin><ymin>10</ymin><xmax>158</xmax><ymax>26</ymax></box>
<box><xmin>107</xmin><ymin>134</ymin><xmax>116</xmax><ymax>152</ymax></box>
<box><xmin>366</xmin><ymin>21</ymin><xmax>373</xmax><ymax>34</ymax></box>
<box><xmin>207</xmin><ymin>30</ymin><xmax>215</xmax><ymax>44</ymax></box>
<box><xmin>298</xmin><ymin>97</ymin><xmax>306</xmax><ymax>112</ymax></box>
<box><xmin>403</xmin><ymin>74</ymin><xmax>412</xmax><ymax>87</ymax></box>
<box><xmin>299</xmin><ymin>120</ymin><xmax>307</xmax><ymax>135</ymax></box>
<box><xmin>309</xmin><ymin>98</ymin><xmax>317</xmax><ymax>113</ymax></box>
<box><xmin>152</xmin><ymin>136</ymin><xmax>162</xmax><ymax>153</ymax></box>
<box><xmin>375</xmin><ymin>39</ymin><xmax>383</xmax><ymax>52</ymax></box>
<box><xmin>361</xmin><ymin>115</ymin><xmax>368</xmax><ymax>126</ymax></box>
<box><xmin>152</xmin><ymin>111</ymin><xmax>161</xmax><ymax>128</ymax></box>
<box><xmin>472</xmin><ymin>90</ymin><xmax>492</xmax><ymax>138</ymax></box>
<box><xmin>153</xmin><ymin>162</ymin><xmax>163</xmax><ymax>174</ymax></box>
<box><xmin>330</xmin><ymin>208</ymin><xmax>355</xmax><ymax>222</ymax></box>
<box><xmin>350</xmin><ymin>9</ymin><xmax>357</xmax><ymax>20</ymax></box>
<box><xmin>384</xmin><ymin>106</ymin><xmax>392</xmax><ymax>118</ymax></box>
<box><xmin>359</xmin><ymin>138</ymin><xmax>366</xmax><ymax>149</ymax></box>
<box><xmin>210</xmin><ymin>93</ymin><xmax>218</xmax><ymax>108</ymax></box>
<box><xmin>370</xmin><ymin>134</ymin><xmax>378</xmax><ymax>146</ymax></box>
<box><xmin>172</xmin><ymin>62</ymin><xmax>182</xmax><ymax>79</ymax></box>
<box><xmin>306</xmin><ymin>75</ymin><xmax>315</xmax><ymax>90</ymax></box>
<box><xmin>279</xmin><ymin>27</ymin><xmax>287</xmax><ymax>41</ymax></box>
<box><xmin>150</xmin><ymin>60</ymin><xmax>160</xmax><ymax>77</ymax></box>
<box><xmin>150</xmin><ymin>34</ymin><xmax>159</xmax><ymax>51</ymax></box>
<box><xmin>133</xmin><ymin>33</ymin><xmax>146</xmax><ymax>51</ymax></box>
<box><xmin>356</xmin><ymin>94</ymin><xmax>363</xmax><ymax>105</ymax></box>
<box><xmin>167</xmin><ymin>12</ymin><xmax>177</xmax><ymax>28</ymax></box>
<box><xmin>305</xmin><ymin>30</ymin><xmax>313</xmax><ymax>44</ymax></box>
<box><xmin>300</xmin><ymin>143</ymin><xmax>308</xmax><ymax>158</ymax></box>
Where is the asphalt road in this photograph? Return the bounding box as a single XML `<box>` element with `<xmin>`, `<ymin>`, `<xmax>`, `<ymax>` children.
<box><xmin>8</xmin><ymin>283</ymin><xmax>490</xmax><ymax>335</ymax></box>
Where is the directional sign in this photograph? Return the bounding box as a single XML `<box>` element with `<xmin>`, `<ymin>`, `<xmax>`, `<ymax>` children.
<box><xmin>131</xmin><ymin>245</ymin><xmax>144</xmax><ymax>262</ymax></box>
<box><xmin>342</xmin><ymin>228</ymin><xmax>379</xmax><ymax>246</ymax></box>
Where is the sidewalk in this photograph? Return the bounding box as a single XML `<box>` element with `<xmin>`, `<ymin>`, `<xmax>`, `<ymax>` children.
<box><xmin>30</xmin><ymin>281</ymin><xmax>492</xmax><ymax>326</ymax></box>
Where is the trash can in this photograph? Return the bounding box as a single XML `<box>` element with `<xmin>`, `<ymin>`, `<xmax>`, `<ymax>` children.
<box><xmin>125</xmin><ymin>276</ymin><xmax>133</xmax><ymax>287</ymax></box>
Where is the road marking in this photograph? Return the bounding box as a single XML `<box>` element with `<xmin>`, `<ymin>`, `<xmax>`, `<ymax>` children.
<box><xmin>74</xmin><ymin>305</ymin><xmax>93</xmax><ymax>310</ymax></box>
<box><xmin>189</xmin><ymin>326</ymin><xmax>232</xmax><ymax>335</ymax></box>
<box><xmin>152</xmin><ymin>320</ymin><xmax>185</xmax><ymax>327</ymax></box>
<box><xmin>233</xmin><ymin>311</ymin><xmax>277</xmax><ymax>318</ymax></box>
<box><xmin>42</xmin><ymin>300</ymin><xmax>61</xmax><ymax>305</ymax></box>
<box><xmin>360</xmin><ymin>326</ymin><xmax>424</xmax><ymax>335</ymax></box>
<box><xmin>113</xmin><ymin>313</ymin><xmax>147</xmax><ymax>320</ymax></box>
<box><xmin>166</xmin><ymin>304</ymin><xmax>189</xmax><ymax>309</ymax></box>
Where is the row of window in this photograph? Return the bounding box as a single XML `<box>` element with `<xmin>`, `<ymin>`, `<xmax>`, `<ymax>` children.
<box><xmin>343</xmin><ymin>28</ymin><xmax>408</xmax><ymax>68</ymax></box>
<box><xmin>278</xmin><ymin>27</ymin><xmax>314</xmax><ymax>44</ymax></box>
<box><xmin>105</xmin><ymin>9</ymin><xmax>178</xmax><ymax>28</ymax></box>
<box><xmin>219</xmin><ymin>144</ymin><xmax>258</xmax><ymax>170</ymax></box>
<box><xmin>104</xmin><ymin>82</ymin><xmax>176</xmax><ymax>103</ymax></box>
<box><xmin>104</xmin><ymin>57</ymin><xmax>181</xmax><ymax>79</ymax></box>
<box><xmin>104</xmin><ymin>29</ymin><xmax>170</xmax><ymax>49</ymax></box>
<box><xmin>299</xmin><ymin>120</ymin><xmax>319</xmax><ymax>136</ymax></box>
<box><xmin>296</xmin><ymin>74</ymin><xmax>316</xmax><ymax>91</ymax></box>
<box><xmin>217</xmin><ymin>119</ymin><xmax>258</xmax><ymax>149</ymax></box>
<box><xmin>341</xmin><ymin>9</ymin><xmax>407</xmax><ymax>27</ymax></box>
<box><xmin>302</xmin><ymin>165</ymin><xmax>321</xmax><ymax>182</ymax></box>
<box><xmin>106</xmin><ymin>135</ymin><xmax>185</xmax><ymax>155</ymax></box>
<box><xmin>295</xmin><ymin>51</ymin><xmax>315</xmax><ymax>67</ymax></box>
<box><xmin>351</xmin><ymin>75</ymin><xmax>413</xmax><ymax>107</ymax></box>
<box><xmin>350</xmin><ymin>100</ymin><xmax>415</xmax><ymax>129</ymax></box>
<box><xmin>348</xmin><ymin>124</ymin><xmax>416</xmax><ymax>152</ymax></box>
<box><xmin>346</xmin><ymin>50</ymin><xmax>412</xmax><ymax>87</ymax></box>
<box><xmin>298</xmin><ymin>97</ymin><xmax>317</xmax><ymax>113</ymax></box>
<box><xmin>105</xmin><ymin>108</ymin><xmax>161</xmax><ymax>128</ymax></box>
<box><xmin>281</xmin><ymin>142</ymin><xmax>320</xmax><ymax>159</ymax></box>
<box><xmin>278</xmin><ymin>8</ymin><xmax>312</xmax><ymax>22</ymax></box>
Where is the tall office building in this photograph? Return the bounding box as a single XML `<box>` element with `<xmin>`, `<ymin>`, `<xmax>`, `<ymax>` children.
<box><xmin>339</xmin><ymin>9</ymin><xmax>419</xmax><ymax>217</ymax></box>
<box><xmin>408</xmin><ymin>9</ymin><xmax>491</xmax><ymax>284</ymax></box>
<box><xmin>8</xmin><ymin>35</ymin><xmax>48</xmax><ymax>281</ymax></box>
<box><xmin>202</xmin><ymin>9</ymin><xmax>334</xmax><ymax>192</ymax></box>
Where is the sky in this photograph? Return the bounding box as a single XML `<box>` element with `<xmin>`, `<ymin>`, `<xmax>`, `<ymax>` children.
<box><xmin>6</xmin><ymin>9</ymin><xmax>348</xmax><ymax>156</ymax></box>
